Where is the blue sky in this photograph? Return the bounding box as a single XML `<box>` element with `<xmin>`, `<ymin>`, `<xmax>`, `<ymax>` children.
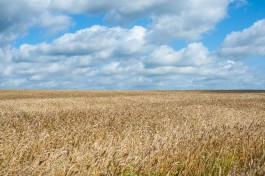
<box><xmin>0</xmin><ymin>0</ymin><xmax>265</xmax><ymax>90</ymax></box>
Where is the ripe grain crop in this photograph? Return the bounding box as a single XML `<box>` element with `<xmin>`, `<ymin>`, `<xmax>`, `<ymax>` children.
<box><xmin>0</xmin><ymin>90</ymin><xmax>265</xmax><ymax>175</ymax></box>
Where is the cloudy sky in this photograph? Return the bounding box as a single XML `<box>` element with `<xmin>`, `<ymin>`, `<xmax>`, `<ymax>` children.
<box><xmin>0</xmin><ymin>0</ymin><xmax>265</xmax><ymax>90</ymax></box>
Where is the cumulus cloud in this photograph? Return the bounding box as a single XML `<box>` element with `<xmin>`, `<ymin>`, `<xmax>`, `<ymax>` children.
<box><xmin>50</xmin><ymin>0</ymin><xmax>232</xmax><ymax>42</ymax></box>
<box><xmin>0</xmin><ymin>0</ymin><xmax>241</xmax><ymax>45</ymax></box>
<box><xmin>1</xmin><ymin>0</ymin><xmax>264</xmax><ymax>89</ymax></box>
<box><xmin>1</xmin><ymin>24</ymin><xmax>260</xmax><ymax>89</ymax></box>
<box><xmin>0</xmin><ymin>0</ymin><xmax>72</xmax><ymax>45</ymax></box>
<box><xmin>0</xmin><ymin>0</ymin><xmax>250</xmax><ymax>45</ymax></box>
<box><xmin>147</xmin><ymin>1</ymin><xmax>231</xmax><ymax>42</ymax></box>
<box><xmin>14</xmin><ymin>25</ymin><xmax>148</xmax><ymax>62</ymax></box>
<box><xmin>220</xmin><ymin>19</ymin><xmax>265</xmax><ymax>57</ymax></box>
<box><xmin>147</xmin><ymin>43</ymin><xmax>212</xmax><ymax>67</ymax></box>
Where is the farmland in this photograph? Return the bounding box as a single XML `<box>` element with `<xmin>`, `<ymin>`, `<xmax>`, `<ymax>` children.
<box><xmin>0</xmin><ymin>90</ymin><xmax>265</xmax><ymax>175</ymax></box>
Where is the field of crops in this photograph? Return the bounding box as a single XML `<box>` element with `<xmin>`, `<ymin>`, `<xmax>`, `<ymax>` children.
<box><xmin>0</xmin><ymin>90</ymin><xmax>265</xmax><ymax>175</ymax></box>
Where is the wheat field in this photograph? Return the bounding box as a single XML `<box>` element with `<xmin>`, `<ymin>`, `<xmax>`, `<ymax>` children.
<box><xmin>0</xmin><ymin>90</ymin><xmax>265</xmax><ymax>175</ymax></box>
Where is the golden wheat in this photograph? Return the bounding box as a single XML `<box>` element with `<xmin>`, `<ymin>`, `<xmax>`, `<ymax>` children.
<box><xmin>0</xmin><ymin>90</ymin><xmax>264</xmax><ymax>175</ymax></box>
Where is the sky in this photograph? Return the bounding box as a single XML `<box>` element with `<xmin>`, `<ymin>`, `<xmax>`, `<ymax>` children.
<box><xmin>0</xmin><ymin>0</ymin><xmax>265</xmax><ymax>90</ymax></box>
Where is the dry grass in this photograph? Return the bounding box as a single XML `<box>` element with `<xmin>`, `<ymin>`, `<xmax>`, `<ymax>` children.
<box><xmin>0</xmin><ymin>90</ymin><xmax>265</xmax><ymax>175</ymax></box>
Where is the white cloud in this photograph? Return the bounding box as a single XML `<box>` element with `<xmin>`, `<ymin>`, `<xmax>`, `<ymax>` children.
<box><xmin>0</xmin><ymin>0</ymin><xmax>249</xmax><ymax>46</ymax></box>
<box><xmin>0</xmin><ymin>0</ymin><xmax>238</xmax><ymax>46</ymax></box>
<box><xmin>15</xmin><ymin>25</ymin><xmax>148</xmax><ymax>62</ymax></box>
<box><xmin>0</xmin><ymin>47</ymin><xmax>15</xmax><ymax>77</ymax></box>
<box><xmin>50</xmin><ymin>0</ymin><xmax>232</xmax><ymax>42</ymax></box>
<box><xmin>1</xmin><ymin>0</ymin><xmax>264</xmax><ymax>89</ymax></box>
<box><xmin>37</xmin><ymin>12</ymin><xmax>72</xmax><ymax>35</ymax></box>
<box><xmin>148</xmin><ymin>43</ymin><xmax>212</xmax><ymax>66</ymax></box>
<box><xmin>147</xmin><ymin>1</ymin><xmax>231</xmax><ymax>42</ymax></box>
<box><xmin>0</xmin><ymin>0</ymin><xmax>72</xmax><ymax>45</ymax></box>
<box><xmin>220</xmin><ymin>19</ymin><xmax>265</xmax><ymax>57</ymax></box>
<box><xmin>1</xmin><ymin>25</ymin><xmax>260</xmax><ymax>89</ymax></box>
